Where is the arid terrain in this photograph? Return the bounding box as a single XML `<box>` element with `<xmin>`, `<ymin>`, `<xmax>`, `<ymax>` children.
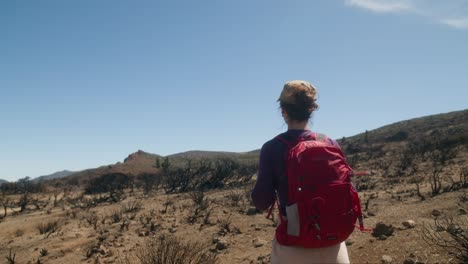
<box><xmin>1</xmin><ymin>109</ymin><xmax>467</xmax><ymax>264</ymax></box>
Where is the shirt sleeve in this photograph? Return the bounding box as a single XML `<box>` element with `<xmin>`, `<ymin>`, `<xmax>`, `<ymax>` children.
<box><xmin>251</xmin><ymin>142</ymin><xmax>276</xmax><ymax>211</ymax></box>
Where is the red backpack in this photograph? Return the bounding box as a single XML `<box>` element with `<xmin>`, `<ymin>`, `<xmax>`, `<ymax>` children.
<box><xmin>267</xmin><ymin>132</ymin><xmax>367</xmax><ymax>248</ymax></box>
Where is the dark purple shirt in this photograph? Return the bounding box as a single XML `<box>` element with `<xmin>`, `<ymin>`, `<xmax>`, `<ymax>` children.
<box><xmin>251</xmin><ymin>129</ymin><xmax>340</xmax><ymax>215</ymax></box>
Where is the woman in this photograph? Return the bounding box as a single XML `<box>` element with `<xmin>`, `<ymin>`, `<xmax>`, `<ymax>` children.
<box><xmin>251</xmin><ymin>80</ymin><xmax>350</xmax><ymax>264</ymax></box>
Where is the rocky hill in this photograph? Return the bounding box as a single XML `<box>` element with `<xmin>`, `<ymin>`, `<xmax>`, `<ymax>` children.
<box><xmin>339</xmin><ymin>109</ymin><xmax>467</xmax><ymax>147</ymax></box>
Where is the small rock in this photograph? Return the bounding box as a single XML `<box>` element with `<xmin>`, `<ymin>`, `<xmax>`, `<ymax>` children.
<box><xmin>246</xmin><ymin>207</ymin><xmax>258</xmax><ymax>216</ymax></box>
<box><xmin>215</xmin><ymin>238</ymin><xmax>229</xmax><ymax>250</ymax></box>
<box><xmin>447</xmin><ymin>224</ymin><xmax>463</xmax><ymax>235</ymax></box>
<box><xmin>253</xmin><ymin>238</ymin><xmax>266</xmax><ymax>248</ymax></box>
<box><xmin>367</xmin><ymin>211</ymin><xmax>377</xmax><ymax>217</ymax></box>
<box><xmin>431</xmin><ymin>209</ymin><xmax>441</xmax><ymax>217</ymax></box>
<box><xmin>382</xmin><ymin>255</ymin><xmax>393</xmax><ymax>264</ymax></box>
<box><xmin>169</xmin><ymin>228</ymin><xmax>177</xmax><ymax>233</ymax></box>
<box><xmin>402</xmin><ymin>220</ymin><xmax>416</xmax><ymax>229</ymax></box>
<box><xmin>458</xmin><ymin>208</ymin><xmax>467</xmax><ymax>215</ymax></box>
<box><xmin>254</xmin><ymin>225</ymin><xmax>262</xmax><ymax>231</ymax></box>
<box><xmin>403</xmin><ymin>259</ymin><xmax>416</xmax><ymax>264</ymax></box>
<box><xmin>98</xmin><ymin>245</ymin><xmax>107</xmax><ymax>255</ymax></box>
<box><xmin>345</xmin><ymin>239</ymin><xmax>354</xmax><ymax>246</ymax></box>
<box><xmin>377</xmin><ymin>235</ymin><xmax>387</xmax><ymax>241</ymax></box>
<box><xmin>372</xmin><ymin>222</ymin><xmax>394</xmax><ymax>237</ymax></box>
<box><xmin>138</xmin><ymin>231</ymin><xmax>148</xmax><ymax>237</ymax></box>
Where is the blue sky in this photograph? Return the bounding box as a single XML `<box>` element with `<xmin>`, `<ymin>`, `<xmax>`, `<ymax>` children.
<box><xmin>1</xmin><ymin>0</ymin><xmax>467</xmax><ymax>181</ymax></box>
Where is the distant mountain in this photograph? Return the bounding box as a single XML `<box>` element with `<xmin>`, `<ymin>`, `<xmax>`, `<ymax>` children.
<box><xmin>0</xmin><ymin>179</ymin><xmax>8</xmax><ymax>185</ymax></box>
<box><xmin>32</xmin><ymin>170</ymin><xmax>78</xmax><ymax>183</ymax></box>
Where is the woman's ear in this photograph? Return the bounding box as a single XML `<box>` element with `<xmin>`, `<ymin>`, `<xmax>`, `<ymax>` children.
<box><xmin>281</xmin><ymin>108</ymin><xmax>289</xmax><ymax>123</ymax></box>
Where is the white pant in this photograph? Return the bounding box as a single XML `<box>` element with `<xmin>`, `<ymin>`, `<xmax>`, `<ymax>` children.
<box><xmin>271</xmin><ymin>239</ymin><xmax>350</xmax><ymax>264</ymax></box>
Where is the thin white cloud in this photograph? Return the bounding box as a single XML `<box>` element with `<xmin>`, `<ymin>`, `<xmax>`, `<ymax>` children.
<box><xmin>345</xmin><ymin>0</ymin><xmax>413</xmax><ymax>13</ymax></box>
<box><xmin>440</xmin><ymin>17</ymin><xmax>468</xmax><ymax>29</ymax></box>
<box><xmin>345</xmin><ymin>0</ymin><xmax>468</xmax><ymax>30</ymax></box>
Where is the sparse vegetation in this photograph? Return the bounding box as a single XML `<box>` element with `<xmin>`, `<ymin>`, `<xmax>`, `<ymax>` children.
<box><xmin>187</xmin><ymin>190</ymin><xmax>211</xmax><ymax>224</ymax></box>
<box><xmin>0</xmin><ymin>110</ymin><xmax>466</xmax><ymax>264</ymax></box>
<box><xmin>5</xmin><ymin>248</ymin><xmax>16</xmax><ymax>264</ymax></box>
<box><xmin>84</xmin><ymin>173</ymin><xmax>131</xmax><ymax>202</ymax></box>
<box><xmin>422</xmin><ymin>216</ymin><xmax>468</xmax><ymax>263</ymax></box>
<box><xmin>132</xmin><ymin>235</ymin><xmax>217</xmax><ymax>264</ymax></box>
<box><xmin>36</xmin><ymin>219</ymin><xmax>61</xmax><ymax>238</ymax></box>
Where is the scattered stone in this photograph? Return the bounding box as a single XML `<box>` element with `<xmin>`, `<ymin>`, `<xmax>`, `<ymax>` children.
<box><xmin>458</xmin><ymin>208</ymin><xmax>467</xmax><ymax>215</ymax></box>
<box><xmin>254</xmin><ymin>225</ymin><xmax>262</xmax><ymax>231</ymax></box>
<box><xmin>98</xmin><ymin>245</ymin><xmax>107</xmax><ymax>256</ymax></box>
<box><xmin>215</xmin><ymin>238</ymin><xmax>229</xmax><ymax>250</ymax></box>
<box><xmin>402</xmin><ymin>220</ymin><xmax>417</xmax><ymax>229</ymax></box>
<box><xmin>253</xmin><ymin>238</ymin><xmax>266</xmax><ymax>248</ymax></box>
<box><xmin>377</xmin><ymin>235</ymin><xmax>387</xmax><ymax>241</ymax></box>
<box><xmin>403</xmin><ymin>253</ymin><xmax>421</xmax><ymax>264</ymax></box>
<box><xmin>367</xmin><ymin>211</ymin><xmax>377</xmax><ymax>217</ymax></box>
<box><xmin>169</xmin><ymin>228</ymin><xmax>177</xmax><ymax>233</ymax></box>
<box><xmin>246</xmin><ymin>207</ymin><xmax>258</xmax><ymax>216</ymax></box>
<box><xmin>345</xmin><ymin>239</ymin><xmax>354</xmax><ymax>246</ymax></box>
<box><xmin>256</xmin><ymin>254</ymin><xmax>270</xmax><ymax>264</ymax></box>
<box><xmin>138</xmin><ymin>231</ymin><xmax>148</xmax><ymax>237</ymax></box>
<box><xmin>382</xmin><ymin>255</ymin><xmax>393</xmax><ymax>264</ymax></box>
<box><xmin>431</xmin><ymin>209</ymin><xmax>441</xmax><ymax>217</ymax></box>
<box><xmin>403</xmin><ymin>258</ymin><xmax>416</xmax><ymax>264</ymax></box>
<box><xmin>372</xmin><ymin>222</ymin><xmax>395</xmax><ymax>237</ymax></box>
<box><xmin>447</xmin><ymin>224</ymin><xmax>463</xmax><ymax>235</ymax></box>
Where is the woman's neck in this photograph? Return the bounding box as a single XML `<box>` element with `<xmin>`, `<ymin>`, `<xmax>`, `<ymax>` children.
<box><xmin>287</xmin><ymin>120</ymin><xmax>309</xmax><ymax>130</ymax></box>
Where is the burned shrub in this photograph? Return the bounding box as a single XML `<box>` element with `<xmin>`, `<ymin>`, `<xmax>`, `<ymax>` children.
<box><xmin>36</xmin><ymin>219</ymin><xmax>61</xmax><ymax>238</ymax></box>
<box><xmin>422</xmin><ymin>216</ymin><xmax>468</xmax><ymax>263</ymax></box>
<box><xmin>134</xmin><ymin>235</ymin><xmax>217</xmax><ymax>264</ymax></box>
<box><xmin>84</xmin><ymin>173</ymin><xmax>130</xmax><ymax>202</ymax></box>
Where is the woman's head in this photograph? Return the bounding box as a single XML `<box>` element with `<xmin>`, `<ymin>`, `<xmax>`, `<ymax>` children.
<box><xmin>278</xmin><ymin>80</ymin><xmax>319</xmax><ymax>123</ymax></box>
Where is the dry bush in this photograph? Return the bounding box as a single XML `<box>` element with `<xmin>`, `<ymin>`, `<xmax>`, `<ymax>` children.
<box><xmin>36</xmin><ymin>219</ymin><xmax>61</xmax><ymax>238</ymax></box>
<box><xmin>65</xmin><ymin>208</ymin><xmax>80</xmax><ymax>219</ymax></box>
<box><xmin>225</xmin><ymin>190</ymin><xmax>243</xmax><ymax>207</ymax></box>
<box><xmin>160</xmin><ymin>198</ymin><xmax>173</xmax><ymax>214</ymax></box>
<box><xmin>5</xmin><ymin>248</ymin><xmax>16</xmax><ymax>264</ymax></box>
<box><xmin>242</xmin><ymin>181</ymin><xmax>255</xmax><ymax>206</ymax></box>
<box><xmin>14</xmin><ymin>229</ymin><xmax>24</xmax><ymax>237</ymax></box>
<box><xmin>109</xmin><ymin>208</ymin><xmax>123</xmax><ymax>224</ymax></box>
<box><xmin>123</xmin><ymin>200</ymin><xmax>143</xmax><ymax>213</ymax></box>
<box><xmin>128</xmin><ymin>235</ymin><xmax>217</xmax><ymax>264</ymax></box>
<box><xmin>187</xmin><ymin>191</ymin><xmax>211</xmax><ymax>224</ymax></box>
<box><xmin>139</xmin><ymin>209</ymin><xmax>156</xmax><ymax>227</ymax></box>
<box><xmin>422</xmin><ymin>216</ymin><xmax>468</xmax><ymax>263</ymax></box>
<box><xmin>352</xmin><ymin>174</ymin><xmax>378</xmax><ymax>191</ymax></box>
<box><xmin>82</xmin><ymin>212</ymin><xmax>99</xmax><ymax>230</ymax></box>
<box><xmin>218</xmin><ymin>216</ymin><xmax>231</xmax><ymax>235</ymax></box>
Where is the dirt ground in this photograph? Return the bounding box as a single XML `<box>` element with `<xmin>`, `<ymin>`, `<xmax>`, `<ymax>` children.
<box><xmin>1</xmin><ymin>182</ymin><xmax>467</xmax><ymax>264</ymax></box>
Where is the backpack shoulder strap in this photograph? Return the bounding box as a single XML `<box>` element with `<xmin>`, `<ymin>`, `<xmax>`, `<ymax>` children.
<box><xmin>275</xmin><ymin>135</ymin><xmax>291</xmax><ymax>147</ymax></box>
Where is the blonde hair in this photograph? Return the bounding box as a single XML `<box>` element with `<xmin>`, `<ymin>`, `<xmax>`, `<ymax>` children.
<box><xmin>278</xmin><ymin>80</ymin><xmax>319</xmax><ymax>121</ymax></box>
